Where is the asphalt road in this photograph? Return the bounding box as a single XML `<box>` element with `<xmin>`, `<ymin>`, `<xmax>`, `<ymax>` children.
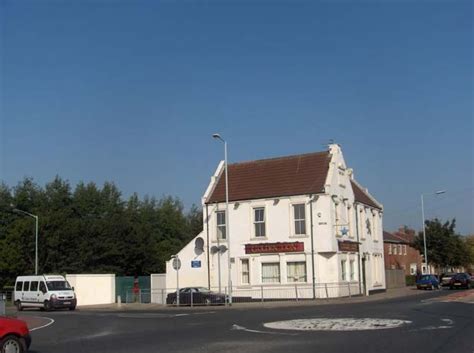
<box><xmin>17</xmin><ymin>290</ymin><xmax>474</xmax><ymax>353</ymax></box>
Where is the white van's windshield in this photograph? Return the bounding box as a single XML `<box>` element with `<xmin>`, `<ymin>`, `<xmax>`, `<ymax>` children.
<box><xmin>46</xmin><ymin>281</ymin><xmax>72</xmax><ymax>291</ymax></box>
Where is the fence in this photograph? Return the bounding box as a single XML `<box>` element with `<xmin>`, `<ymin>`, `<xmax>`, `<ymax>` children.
<box><xmin>154</xmin><ymin>282</ymin><xmax>362</xmax><ymax>307</ymax></box>
<box><xmin>385</xmin><ymin>269</ymin><xmax>406</xmax><ymax>289</ymax></box>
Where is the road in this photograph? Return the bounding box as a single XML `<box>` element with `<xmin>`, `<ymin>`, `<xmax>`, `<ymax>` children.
<box><xmin>15</xmin><ymin>290</ymin><xmax>474</xmax><ymax>353</ymax></box>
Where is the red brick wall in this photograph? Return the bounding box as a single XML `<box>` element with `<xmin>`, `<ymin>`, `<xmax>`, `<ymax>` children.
<box><xmin>384</xmin><ymin>242</ymin><xmax>423</xmax><ymax>276</ymax></box>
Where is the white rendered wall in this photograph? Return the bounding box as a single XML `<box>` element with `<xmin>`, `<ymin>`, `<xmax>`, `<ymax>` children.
<box><xmin>66</xmin><ymin>274</ymin><xmax>115</xmax><ymax>306</ymax></box>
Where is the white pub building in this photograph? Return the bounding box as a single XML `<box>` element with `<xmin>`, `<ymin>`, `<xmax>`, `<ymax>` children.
<box><xmin>166</xmin><ymin>144</ymin><xmax>386</xmax><ymax>299</ymax></box>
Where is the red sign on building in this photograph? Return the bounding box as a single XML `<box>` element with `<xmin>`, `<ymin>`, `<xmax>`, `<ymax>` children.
<box><xmin>245</xmin><ymin>242</ymin><xmax>304</xmax><ymax>254</ymax></box>
<box><xmin>338</xmin><ymin>241</ymin><xmax>359</xmax><ymax>253</ymax></box>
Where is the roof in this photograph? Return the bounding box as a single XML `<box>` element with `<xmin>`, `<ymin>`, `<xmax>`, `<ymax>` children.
<box><xmin>351</xmin><ymin>180</ymin><xmax>382</xmax><ymax>210</ymax></box>
<box><xmin>206</xmin><ymin>151</ymin><xmax>331</xmax><ymax>204</ymax></box>
<box><xmin>383</xmin><ymin>231</ymin><xmax>408</xmax><ymax>244</ymax></box>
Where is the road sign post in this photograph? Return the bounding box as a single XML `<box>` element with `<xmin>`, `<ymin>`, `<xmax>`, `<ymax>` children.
<box><xmin>172</xmin><ymin>256</ymin><xmax>181</xmax><ymax>306</ymax></box>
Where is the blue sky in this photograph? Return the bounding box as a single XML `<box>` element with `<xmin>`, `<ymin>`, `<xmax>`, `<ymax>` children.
<box><xmin>1</xmin><ymin>0</ymin><xmax>473</xmax><ymax>234</ymax></box>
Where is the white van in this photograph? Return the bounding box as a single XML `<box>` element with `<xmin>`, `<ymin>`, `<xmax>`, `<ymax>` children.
<box><xmin>14</xmin><ymin>275</ymin><xmax>77</xmax><ymax>311</ymax></box>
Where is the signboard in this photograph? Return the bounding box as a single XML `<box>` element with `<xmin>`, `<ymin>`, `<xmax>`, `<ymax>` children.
<box><xmin>191</xmin><ymin>260</ymin><xmax>201</xmax><ymax>268</ymax></box>
<box><xmin>245</xmin><ymin>242</ymin><xmax>304</xmax><ymax>254</ymax></box>
<box><xmin>172</xmin><ymin>258</ymin><xmax>181</xmax><ymax>270</ymax></box>
<box><xmin>338</xmin><ymin>241</ymin><xmax>359</xmax><ymax>253</ymax></box>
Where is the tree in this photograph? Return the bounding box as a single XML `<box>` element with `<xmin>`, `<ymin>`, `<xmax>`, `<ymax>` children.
<box><xmin>413</xmin><ymin>218</ymin><xmax>469</xmax><ymax>272</ymax></box>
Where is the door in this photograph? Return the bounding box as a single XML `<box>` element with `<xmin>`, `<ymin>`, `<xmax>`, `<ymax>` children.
<box><xmin>39</xmin><ymin>281</ymin><xmax>48</xmax><ymax>303</ymax></box>
<box><xmin>30</xmin><ymin>281</ymin><xmax>40</xmax><ymax>303</ymax></box>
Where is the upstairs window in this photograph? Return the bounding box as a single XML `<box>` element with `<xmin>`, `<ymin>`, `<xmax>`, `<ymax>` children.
<box><xmin>254</xmin><ymin>207</ymin><xmax>266</xmax><ymax>237</ymax></box>
<box><xmin>216</xmin><ymin>211</ymin><xmax>226</xmax><ymax>240</ymax></box>
<box><xmin>293</xmin><ymin>204</ymin><xmax>306</xmax><ymax>235</ymax></box>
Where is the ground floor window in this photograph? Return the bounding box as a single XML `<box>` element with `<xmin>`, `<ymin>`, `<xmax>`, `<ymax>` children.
<box><xmin>241</xmin><ymin>259</ymin><xmax>250</xmax><ymax>284</ymax></box>
<box><xmin>262</xmin><ymin>262</ymin><xmax>280</xmax><ymax>283</ymax></box>
<box><xmin>350</xmin><ymin>260</ymin><xmax>355</xmax><ymax>281</ymax></box>
<box><xmin>287</xmin><ymin>261</ymin><xmax>307</xmax><ymax>282</ymax></box>
<box><xmin>341</xmin><ymin>260</ymin><xmax>347</xmax><ymax>281</ymax></box>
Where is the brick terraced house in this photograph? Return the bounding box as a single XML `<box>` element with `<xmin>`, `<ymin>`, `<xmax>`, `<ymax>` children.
<box><xmin>383</xmin><ymin>229</ymin><xmax>423</xmax><ymax>276</ymax></box>
<box><xmin>166</xmin><ymin>144</ymin><xmax>386</xmax><ymax>299</ymax></box>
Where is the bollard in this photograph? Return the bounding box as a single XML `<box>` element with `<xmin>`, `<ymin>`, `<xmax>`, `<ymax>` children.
<box><xmin>117</xmin><ymin>295</ymin><xmax>122</xmax><ymax>308</ymax></box>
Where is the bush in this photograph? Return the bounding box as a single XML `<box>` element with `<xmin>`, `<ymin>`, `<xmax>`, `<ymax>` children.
<box><xmin>405</xmin><ymin>275</ymin><xmax>416</xmax><ymax>286</ymax></box>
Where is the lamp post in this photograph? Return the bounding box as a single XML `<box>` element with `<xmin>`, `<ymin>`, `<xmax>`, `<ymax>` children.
<box><xmin>11</xmin><ymin>206</ymin><xmax>39</xmax><ymax>275</ymax></box>
<box><xmin>421</xmin><ymin>190</ymin><xmax>446</xmax><ymax>274</ymax></box>
<box><xmin>212</xmin><ymin>133</ymin><xmax>232</xmax><ymax>305</ymax></box>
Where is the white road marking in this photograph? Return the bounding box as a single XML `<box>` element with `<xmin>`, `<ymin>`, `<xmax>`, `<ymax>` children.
<box><xmin>409</xmin><ymin>318</ymin><xmax>455</xmax><ymax>332</ymax></box>
<box><xmin>263</xmin><ymin>318</ymin><xmax>412</xmax><ymax>331</ymax></box>
<box><xmin>29</xmin><ymin>317</ymin><xmax>55</xmax><ymax>331</ymax></box>
<box><xmin>441</xmin><ymin>318</ymin><xmax>454</xmax><ymax>325</ymax></box>
<box><xmin>231</xmin><ymin>324</ymin><xmax>297</xmax><ymax>336</ymax></box>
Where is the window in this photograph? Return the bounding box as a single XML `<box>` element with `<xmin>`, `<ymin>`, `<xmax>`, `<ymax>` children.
<box><xmin>287</xmin><ymin>262</ymin><xmax>307</xmax><ymax>282</ymax></box>
<box><xmin>293</xmin><ymin>204</ymin><xmax>306</xmax><ymax>235</ymax></box>
<box><xmin>403</xmin><ymin>245</ymin><xmax>407</xmax><ymax>255</ymax></box>
<box><xmin>241</xmin><ymin>259</ymin><xmax>250</xmax><ymax>284</ymax></box>
<box><xmin>254</xmin><ymin>208</ymin><xmax>266</xmax><ymax>237</ymax></box>
<box><xmin>216</xmin><ymin>211</ymin><xmax>226</xmax><ymax>239</ymax></box>
<box><xmin>15</xmin><ymin>282</ymin><xmax>23</xmax><ymax>291</ymax></box>
<box><xmin>30</xmin><ymin>281</ymin><xmax>38</xmax><ymax>291</ymax></box>
<box><xmin>394</xmin><ymin>245</ymin><xmax>398</xmax><ymax>255</ymax></box>
<box><xmin>39</xmin><ymin>282</ymin><xmax>47</xmax><ymax>293</ymax></box>
<box><xmin>23</xmin><ymin>281</ymin><xmax>30</xmax><ymax>291</ymax></box>
<box><xmin>398</xmin><ymin>245</ymin><xmax>402</xmax><ymax>255</ymax></box>
<box><xmin>262</xmin><ymin>263</ymin><xmax>280</xmax><ymax>283</ymax></box>
<box><xmin>350</xmin><ymin>260</ymin><xmax>355</xmax><ymax>281</ymax></box>
<box><xmin>388</xmin><ymin>244</ymin><xmax>392</xmax><ymax>255</ymax></box>
<box><xmin>341</xmin><ymin>260</ymin><xmax>347</xmax><ymax>281</ymax></box>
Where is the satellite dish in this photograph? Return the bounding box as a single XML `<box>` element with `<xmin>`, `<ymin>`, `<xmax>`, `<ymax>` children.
<box><xmin>218</xmin><ymin>245</ymin><xmax>228</xmax><ymax>253</ymax></box>
<box><xmin>195</xmin><ymin>237</ymin><xmax>204</xmax><ymax>251</ymax></box>
<box><xmin>211</xmin><ymin>246</ymin><xmax>219</xmax><ymax>254</ymax></box>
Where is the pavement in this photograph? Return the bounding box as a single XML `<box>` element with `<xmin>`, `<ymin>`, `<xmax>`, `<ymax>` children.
<box><xmin>7</xmin><ymin>288</ymin><xmax>474</xmax><ymax>353</ymax></box>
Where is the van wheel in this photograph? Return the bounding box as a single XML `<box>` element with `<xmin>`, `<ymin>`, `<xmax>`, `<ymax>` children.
<box><xmin>1</xmin><ymin>334</ymin><xmax>26</xmax><ymax>353</ymax></box>
<box><xmin>44</xmin><ymin>300</ymin><xmax>52</xmax><ymax>312</ymax></box>
<box><xmin>15</xmin><ymin>301</ymin><xmax>23</xmax><ymax>311</ymax></box>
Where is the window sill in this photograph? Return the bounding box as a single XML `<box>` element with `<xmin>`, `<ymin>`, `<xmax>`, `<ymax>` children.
<box><xmin>289</xmin><ymin>235</ymin><xmax>308</xmax><ymax>239</ymax></box>
<box><xmin>250</xmin><ymin>237</ymin><xmax>268</xmax><ymax>241</ymax></box>
<box><xmin>211</xmin><ymin>239</ymin><xmax>228</xmax><ymax>243</ymax></box>
<box><xmin>373</xmin><ymin>283</ymin><xmax>383</xmax><ymax>287</ymax></box>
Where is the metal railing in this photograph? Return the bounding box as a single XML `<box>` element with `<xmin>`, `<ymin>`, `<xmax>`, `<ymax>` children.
<box><xmin>148</xmin><ymin>282</ymin><xmax>361</xmax><ymax>307</ymax></box>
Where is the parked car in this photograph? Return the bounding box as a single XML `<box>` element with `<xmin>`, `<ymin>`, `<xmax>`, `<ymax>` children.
<box><xmin>166</xmin><ymin>287</ymin><xmax>227</xmax><ymax>305</ymax></box>
<box><xmin>449</xmin><ymin>273</ymin><xmax>473</xmax><ymax>289</ymax></box>
<box><xmin>440</xmin><ymin>273</ymin><xmax>456</xmax><ymax>287</ymax></box>
<box><xmin>0</xmin><ymin>316</ymin><xmax>31</xmax><ymax>353</ymax></box>
<box><xmin>14</xmin><ymin>274</ymin><xmax>76</xmax><ymax>311</ymax></box>
<box><xmin>416</xmin><ymin>274</ymin><xmax>440</xmax><ymax>290</ymax></box>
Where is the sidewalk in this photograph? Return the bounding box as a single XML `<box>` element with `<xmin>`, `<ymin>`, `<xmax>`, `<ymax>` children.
<box><xmin>74</xmin><ymin>286</ymin><xmax>440</xmax><ymax>312</ymax></box>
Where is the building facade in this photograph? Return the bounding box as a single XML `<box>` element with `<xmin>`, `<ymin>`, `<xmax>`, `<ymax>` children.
<box><xmin>383</xmin><ymin>230</ymin><xmax>423</xmax><ymax>276</ymax></box>
<box><xmin>166</xmin><ymin>144</ymin><xmax>386</xmax><ymax>298</ymax></box>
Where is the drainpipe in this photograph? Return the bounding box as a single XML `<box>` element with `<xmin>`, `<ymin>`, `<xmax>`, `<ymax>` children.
<box><xmin>355</xmin><ymin>203</ymin><xmax>363</xmax><ymax>295</ymax></box>
<box><xmin>206</xmin><ymin>204</ymin><xmax>211</xmax><ymax>290</ymax></box>
<box><xmin>309</xmin><ymin>194</ymin><xmax>316</xmax><ymax>300</ymax></box>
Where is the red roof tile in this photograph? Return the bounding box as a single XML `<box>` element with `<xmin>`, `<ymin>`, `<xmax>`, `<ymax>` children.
<box><xmin>383</xmin><ymin>231</ymin><xmax>408</xmax><ymax>243</ymax></box>
<box><xmin>351</xmin><ymin>180</ymin><xmax>382</xmax><ymax>210</ymax></box>
<box><xmin>206</xmin><ymin>151</ymin><xmax>331</xmax><ymax>204</ymax></box>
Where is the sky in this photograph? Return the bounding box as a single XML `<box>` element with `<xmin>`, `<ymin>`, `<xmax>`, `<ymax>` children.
<box><xmin>1</xmin><ymin>0</ymin><xmax>473</xmax><ymax>235</ymax></box>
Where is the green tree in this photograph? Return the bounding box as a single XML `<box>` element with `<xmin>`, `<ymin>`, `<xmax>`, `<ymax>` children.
<box><xmin>413</xmin><ymin>218</ymin><xmax>469</xmax><ymax>272</ymax></box>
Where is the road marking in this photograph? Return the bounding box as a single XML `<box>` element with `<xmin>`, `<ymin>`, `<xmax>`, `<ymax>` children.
<box><xmin>263</xmin><ymin>318</ymin><xmax>412</xmax><ymax>331</ymax></box>
<box><xmin>231</xmin><ymin>324</ymin><xmax>297</xmax><ymax>336</ymax></box>
<box><xmin>409</xmin><ymin>318</ymin><xmax>455</xmax><ymax>332</ymax></box>
<box><xmin>29</xmin><ymin>317</ymin><xmax>55</xmax><ymax>331</ymax></box>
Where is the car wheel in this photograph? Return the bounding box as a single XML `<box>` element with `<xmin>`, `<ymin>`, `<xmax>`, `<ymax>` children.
<box><xmin>172</xmin><ymin>298</ymin><xmax>177</xmax><ymax>305</ymax></box>
<box><xmin>69</xmin><ymin>306</ymin><xmax>76</xmax><ymax>311</ymax></box>
<box><xmin>1</xmin><ymin>334</ymin><xmax>26</xmax><ymax>353</ymax></box>
<box><xmin>44</xmin><ymin>300</ymin><xmax>52</xmax><ymax>311</ymax></box>
<box><xmin>15</xmin><ymin>301</ymin><xmax>23</xmax><ymax>312</ymax></box>
<box><xmin>204</xmin><ymin>298</ymin><xmax>212</xmax><ymax>306</ymax></box>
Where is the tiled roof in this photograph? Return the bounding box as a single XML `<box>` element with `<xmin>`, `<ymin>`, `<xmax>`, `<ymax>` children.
<box><xmin>206</xmin><ymin>151</ymin><xmax>331</xmax><ymax>204</ymax></box>
<box><xmin>351</xmin><ymin>180</ymin><xmax>382</xmax><ymax>210</ymax></box>
<box><xmin>383</xmin><ymin>231</ymin><xmax>408</xmax><ymax>243</ymax></box>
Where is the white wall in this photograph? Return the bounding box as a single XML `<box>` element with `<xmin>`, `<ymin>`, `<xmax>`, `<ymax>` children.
<box><xmin>151</xmin><ymin>274</ymin><xmax>167</xmax><ymax>304</ymax></box>
<box><xmin>66</xmin><ymin>274</ymin><xmax>115</xmax><ymax>306</ymax></box>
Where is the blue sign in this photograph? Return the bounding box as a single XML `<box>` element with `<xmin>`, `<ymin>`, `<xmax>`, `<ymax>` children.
<box><xmin>191</xmin><ymin>260</ymin><xmax>201</xmax><ymax>268</ymax></box>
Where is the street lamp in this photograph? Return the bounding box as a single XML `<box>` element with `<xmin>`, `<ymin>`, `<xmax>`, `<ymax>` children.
<box><xmin>212</xmin><ymin>133</ymin><xmax>232</xmax><ymax>305</ymax></box>
<box><xmin>421</xmin><ymin>190</ymin><xmax>446</xmax><ymax>274</ymax></box>
<box><xmin>11</xmin><ymin>205</ymin><xmax>39</xmax><ymax>275</ymax></box>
